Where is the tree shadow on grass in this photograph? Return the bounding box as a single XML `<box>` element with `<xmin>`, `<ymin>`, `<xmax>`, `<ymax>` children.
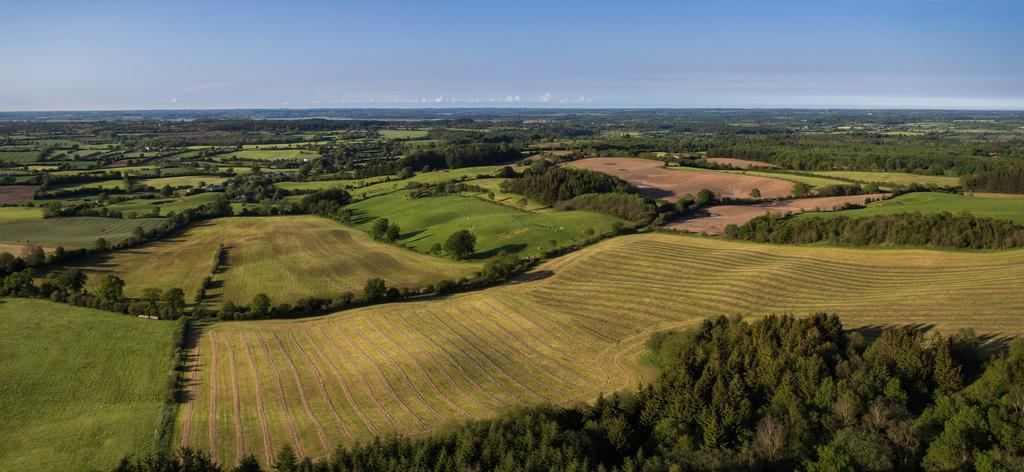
<box><xmin>472</xmin><ymin>243</ymin><xmax>528</xmax><ymax>259</ymax></box>
<box><xmin>175</xmin><ymin>322</ymin><xmax>205</xmax><ymax>405</ymax></box>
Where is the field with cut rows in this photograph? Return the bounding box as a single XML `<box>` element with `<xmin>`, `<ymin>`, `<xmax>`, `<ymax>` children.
<box><xmin>0</xmin><ymin>216</ymin><xmax>167</xmax><ymax>249</ymax></box>
<box><xmin>63</xmin><ymin>216</ymin><xmax>478</xmax><ymax>303</ymax></box>
<box><xmin>175</xmin><ymin>233</ymin><xmax>1024</xmax><ymax>465</ymax></box>
<box><xmin>569</xmin><ymin>157</ymin><xmax>795</xmax><ymax>199</ymax></box>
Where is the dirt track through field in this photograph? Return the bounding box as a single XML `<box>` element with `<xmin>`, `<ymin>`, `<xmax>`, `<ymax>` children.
<box><xmin>177</xmin><ymin>233</ymin><xmax>1024</xmax><ymax>465</ymax></box>
<box><xmin>666</xmin><ymin>193</ymin><xmax>889</xmax><ymax>234</ymax></box>
<box><xmin>568</xmin><ymin>157</ymin><xmax>793</xmax><ymax>199</ymax></box>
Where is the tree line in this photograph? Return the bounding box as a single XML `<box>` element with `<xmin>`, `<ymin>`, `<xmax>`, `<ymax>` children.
<box><xmin>112</xmin><ymin>313</ymin><xmax>1024</xmax><ymax>471</ymax></box>
<box><xmin>724</xmin><ymin>212</ymin><xmax>1024</xmax><ymax>249</ymax></box>
<box><xmin>964</xmin><ymin>165</ymin><xmax>1024</xmax><ymax>194</ymax></box>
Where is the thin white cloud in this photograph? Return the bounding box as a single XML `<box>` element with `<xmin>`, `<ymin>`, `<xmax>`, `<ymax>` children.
<box><xmin>539</xmin><ymin>92</ymin><xmax>552</xmax><ymax>103</ymax></box>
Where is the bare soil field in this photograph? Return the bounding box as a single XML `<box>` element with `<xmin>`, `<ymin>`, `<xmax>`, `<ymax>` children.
<box><xmin>666</xmin><ymin>193</ymin><xmax>889</xmax><ymax>234</ymax></box>
<box><xmin>568</xmin><ymin>158</ymin><xmax>792</xmax><ymax>200</ymax></box>
<box><xmin>0</xmin><ymin>185</ymin><xmax>37</xmax><ymax>204</ymax></box>
<box><xmin>703</xmin><ymin>157</ymin><xmax>777</xmax><ymax>169</ymax></box>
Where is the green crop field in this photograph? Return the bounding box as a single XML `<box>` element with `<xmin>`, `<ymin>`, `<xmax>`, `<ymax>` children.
<box><xmin>348</xmin><ymin>190</ymin><xmax>626</xmax><ymax>258</ymax></box>
<box><xmin>53</xmin><ymin>178</ymin><xmax>126</xmax><ymax>191</ymax></box>
<box><xmin>809</xmin><ymin>171</ymin><xmax>962</xmax><ymax>187</ymax></box>
<box><xmin>0</xmin><ymin>298</ymin><xmax>178</xmax><ymax>472</ymax></box>
<box><xmin>0</xmin><ymin>207</ymin><xmax>45</xmax><ymax>221</ymax></box>
<box><xmin>136</xmin><ymin>175</ymin><xmax>228</xmax><ymax>188</ymax></box>
<box><xmin>63</xmin><ymin>216</ymin><xmax>478</xmax><ymax>303</ymax></box>
<box><xmin>739</xmin><ymin>170</ymin><xmax>851</xmax><ymax>188</ymax></box>
<box><xmin>0</xmin><ymin>216</ymin><xmax>166</xmax><ymax>248</ymax></box>
<box><xmin>797</xmin><ymin>191</ymin><xmax>1024</xmax><ymax>224</ymax></box>
<box><xmin>175</xmin><ymin>233</ymin><xmax>1024</xmax><ymax>465</ymax></box>
<box><xmin>0</xmin><ymin>151</ymin><xmax>42</xmax><ymax>165</ymax></box>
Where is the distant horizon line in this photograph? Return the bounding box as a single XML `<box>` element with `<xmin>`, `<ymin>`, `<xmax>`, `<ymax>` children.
<box><xmin>2</xmin><ymin>106</ymin><xmax>1024</xmax><ymax>114</ymax></box>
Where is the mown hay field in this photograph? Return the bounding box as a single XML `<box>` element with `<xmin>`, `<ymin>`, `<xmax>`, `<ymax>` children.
<box><xmin>0</xmin><ymin>216</ymin><xmax>166</xmax><ymax>248</ymax></box>
<box><xmin>64</xmin><ymin>216</ymin><xmax>478</xmax><ymax>303</ymax></box>
<box><xmin>0</xmin><ymin>298</ymin><xmax>178</xmax><ymax>472</ymax></box>
<box><xmin>176</xmin><ymin>233</ymin><xmax>1024</xmax><ymax>465</ymax></box>
<box><xmin>797</xmin><ymin>191</ymin><xmax>1024</xmax><ymax>225</ymax></box>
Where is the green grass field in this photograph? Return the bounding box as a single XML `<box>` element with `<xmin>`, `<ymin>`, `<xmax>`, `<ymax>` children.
<box><xmin>52</xmin><ymin>178</ymin><xmax>126</xmax><ymax>191</ymax></box>
<box><xmin>105</xmin><ymin>192</ymin><xmax>225</xmax><ymax>216</ymax></box>
<box><xmin>348</xmin><ymin>190</ymin><xmax>626</xmax><ymax>258</ymax></box>
<box><xmin>739</xmin><ymin>170</ymin><xmax>851</xmax><ymax>188</ymax></box>
<box><xmin>64</xmin><ymin>216</ymin><xmax>478</xmax><ymax>303</ymax></box>
<box><xmin>0</xmin><ymin>298</ymin><xmax>178</xmax><ymax>472</ymax></box>
<box><xmin>275</xmin><ymin>167</ymin><xmax>504</xmax><ymax>198</ymax></box>
<box><xmin>797</xmin><ymin>192</ymin><xmax>1024</xmax><ymax>224</ymax></box>
<box><xmin>0</xmin><ymin>207</ymin><xmax>45</xmax><ymax>221</ymax></box>
<box><xmin>176</xmin><ymin>233</ymin><xmax>1024</xmax><ymax>465</ymax></box>
<box><xmin>136</xmin><ymin>175</ymin><xmax>228</xmax><ymax>188</ymax></box>
<box><xmin>809</xmin><ymin>171</ymin><xmax>962</xmax><ymax>187</ymax></box>
<box><xmin>0</xmin><ymin>216</ymin><xmax>166</xmax><ymax>248</ymax></box>
<box><xmin>379</xmin><ymin>129</ymin><xmax>429</xmax><ymax>139</ymax></box>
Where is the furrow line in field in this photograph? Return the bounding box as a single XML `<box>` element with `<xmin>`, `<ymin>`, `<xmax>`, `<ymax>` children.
<box><xmin>389</xmin><ymin>312</ymin><xmax>509</xmax><ymax>406</ymax></box>
<box><xmin>330</xmin><ymin>325</ymin><xmax>428</xmax><ymax>430</ymax></box>
<box><xmin>316</xmin><ymin>326</ymin><xmax>400</xmax><ymax>430</ymax></box>
<box><xmin>270</xmin><ymin>331</ymin><xmax>330</xmax><ymax>452</ymax></box>
<box><xmin>301</xmin><ymin>329</ymin><xmax>381</xmax><ymax>436</ymax></box>
<box><xmin>362</xmin><ymin>318</ymin><xmax>472</xmax><ymax>418</ymax></box>
<box><xmin>225</xmin><ymin>336</ymin><xmax>244</xmax><ymax>463</ymax></box>
<box><xmin>254</xmin><ymin>331</ymin><xmax>305</xmax><ymax>458</ymax></box>
<box><xmin>461</xmin><ymin>303</ymin><xmax>586</xmax><ymax>389</ymax></box>
<box><xmin>287</xmin><ymin>329</ymin><xmax>353</xmax><ymax>442</ymax></box>
<box><xmin>405</xmin><ymin>310</ymin><xmax>523</xmax><ymax>403</ymax></box>
<box><xmin>427</xmin><ymin>308</ymin><xmax>553</xmax><ymax>400</ymax></box>
<box><xmin>207</xmin><ymin>332</ymin><xmax>218</xmax><ymax>462</ymax></box>
<box><xmin>239</xmin><ymin>333</ymin><xmax>273</xmax><ymax>466</ymax></box>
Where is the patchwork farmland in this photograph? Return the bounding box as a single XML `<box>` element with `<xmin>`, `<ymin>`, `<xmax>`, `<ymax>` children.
<box><xmin>174</xmin><ymin>233</ymin><xmax>1024</xmax><ymax>464</ymax></box>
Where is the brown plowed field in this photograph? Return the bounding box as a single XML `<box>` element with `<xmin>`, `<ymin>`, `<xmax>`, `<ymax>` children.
<box><xmin>568</xmin><ymin>158</ymin><xmax>792</xmax><ymax>200</ymax></box>
<box><xmin>0</xmin><ymin>185</ymin><xmax>37</xmax><ymax>204</ymax></box>
<box><xmin>665</xmin><ymin>194</ymin><xmax>890</xmax><ymax>234</ymax></box>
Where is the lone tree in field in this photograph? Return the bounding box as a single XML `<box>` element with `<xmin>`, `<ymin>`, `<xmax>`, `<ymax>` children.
<box><xmin>749</xmin><ymin>188</ymin><xmax>761</xmax><ymax>199</ymax></box>
<box><xmin>95</xmin><ymin>274</ymin><xmax>125</xmax><ymax>303</ymax></box>
<box><xmin>696</xmin><ymin>189</ymin><xmax>716</xmax><ymax>205</ymax></box>
<box><xmin>792</xmin><ymin>182</ymin><xmax>813</xmax><ymax>197</ymax></box>
<box><xmin>444</xmin><ymin>230</ymin><xmax>477</xmax><ymax>259</ymax></box>
<box><xmin>363</xmin><ymin>277</ymin><xmax>387</xmax><ymax>303</ymax></box>
<box><xmin>371</xmin><ymin>218</ymin><xmax>390</xmax><ymax>240</ymax></box>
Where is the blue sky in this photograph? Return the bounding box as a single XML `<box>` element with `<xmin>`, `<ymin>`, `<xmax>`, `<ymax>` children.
<box><xmin>1</xmin><ymin>0</ymin><xmax>1022</xmax><ymax>110</ymax></box>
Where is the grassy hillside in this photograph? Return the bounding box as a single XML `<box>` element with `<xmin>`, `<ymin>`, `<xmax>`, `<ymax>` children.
<box><xmin>64</xmin><ymin>216</ymin><xmax>478</xmax><ymax>303</ymax></box>
<box><xmin>797</xmin><ymin>191</ymin><xmax>1024</xmax><ymax>224</ymax></box>
<box><xmin>176</xmin><ymin>233</ymin><xmax>1024</xmax><ymax>465</ymax></box>
<box><xmin>348</xmin><ymin>190</ymin><xmax>626</xmax><ymax>258</ymax></box>
<box><xmin>0</xmin><ymin>216</ymin><xmax>166</xmax><ymax>248</ymax></box>
<box><xmin>0</xmin><ymin>299</ymin><xmax>178</xmax><ymax>472</ymax></box>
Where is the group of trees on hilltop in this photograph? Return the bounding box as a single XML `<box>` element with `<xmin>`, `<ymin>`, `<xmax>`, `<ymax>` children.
<box><xmin>964</xmin><ymin>165</ymin><xmax>1024</xmax><ymax>194</ymax></box>
<box><xmin>114</xmin><ymin>314</ymin><xmax>1024</xmax><ymax>471</ymax></box>
<box><xmin>399</xmin><ymin>143</ymin><xmax>521</xmax><ymax>171</ymax></box>
<box><xmin>725</xmin><ymin>212</ymin><xmax>1024</xmax><ymax>249</ymax></box>
<box><xmin>502</xmin><ymin>166</ymin><xmax>637</xmax><ymax>205</ymax></box>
